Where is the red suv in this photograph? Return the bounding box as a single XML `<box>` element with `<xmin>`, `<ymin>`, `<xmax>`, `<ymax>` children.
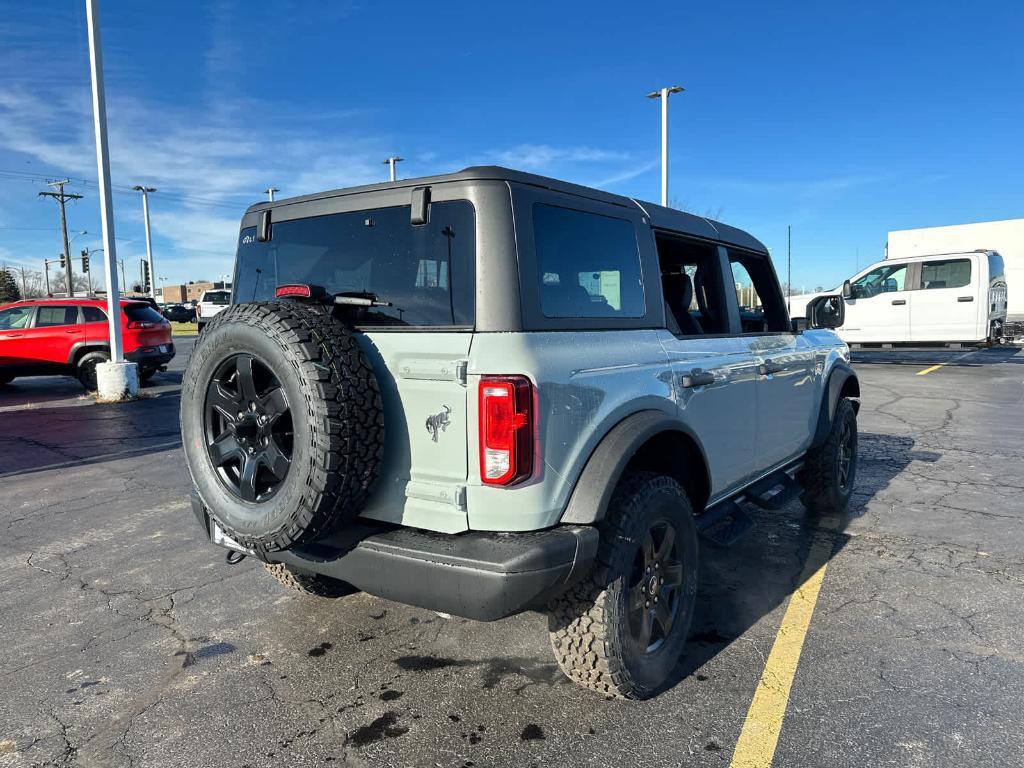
<box><xmin>0</xmin><ymin>298</ymin><xmax>175</xmax><ymax>390</ymax></box>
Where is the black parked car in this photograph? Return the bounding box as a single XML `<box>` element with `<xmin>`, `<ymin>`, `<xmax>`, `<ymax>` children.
<box><xmin>162</xmin><ymin>303</ymin><xmax>196</xmax><ymax>323</ymax></box>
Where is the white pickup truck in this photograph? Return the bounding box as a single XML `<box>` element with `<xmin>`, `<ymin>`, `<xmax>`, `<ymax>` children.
<box><xmin>195</xmin><ymin>289</ymin><xmax>231</xmax><ymax>332</ymax></box>
<box><xmin>789</xmin><ymin>251</ymin><xmax>1009</xmax><ymax>345</ymax></box>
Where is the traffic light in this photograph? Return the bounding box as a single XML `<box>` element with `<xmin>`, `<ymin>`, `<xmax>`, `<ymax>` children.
<box><xmin>141</xmin><ymin>260</ymin><xmax>151</xmax><ymax>293</ymax></box>
<box><xmin>81</xmin><ymin>249</ymin><xmax>90</xmax><ymax>273</ymax></box>
<box><xmin>59</xmin><ymin>253</ymin><xmax>67</xmax><ymax>270</ymax></box>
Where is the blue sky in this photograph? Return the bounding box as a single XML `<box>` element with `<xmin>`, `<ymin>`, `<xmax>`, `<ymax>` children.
<box><xmin>0</xmin><ymin>0</ymin><xmax>1021</xmax><ymax>291</ymax></box>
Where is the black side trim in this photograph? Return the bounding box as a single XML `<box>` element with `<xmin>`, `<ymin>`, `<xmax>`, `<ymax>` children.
<box><xmin>810</xmin><ymin>363</ymin><xmax>860</xmax><ymax>448</ymax></box>
<box><xmin>560</xmin><ymin>410</ymin><xmax>709</xmax><ymax>525</ymax></box>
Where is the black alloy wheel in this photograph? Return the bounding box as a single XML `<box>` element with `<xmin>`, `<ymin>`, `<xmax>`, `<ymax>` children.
<box><xmin>204</xmin><ymin>353</ymin><xmax>293</xmax><ymax>503</ymax></box>
<box><xmin>628</xmin><ymin>520</ymin><xmax>685</xmax><ymax>653</ymax></box>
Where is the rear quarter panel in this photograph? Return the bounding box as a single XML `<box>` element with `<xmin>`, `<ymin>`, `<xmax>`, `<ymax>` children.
<box><xmin>465</xmin><ymin>329</ymin><xmax>675</xmax><ymax>531</ymax></box>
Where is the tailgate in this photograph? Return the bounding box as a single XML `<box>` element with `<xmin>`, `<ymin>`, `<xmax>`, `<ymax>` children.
<box><xmin>356</xmin><ymin>331</ymin><xmax>472</xmax><ymax>533</ymax></box>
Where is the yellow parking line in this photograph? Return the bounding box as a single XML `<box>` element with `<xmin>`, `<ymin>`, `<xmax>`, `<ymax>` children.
<box><xmin>729</xmin><ymin>527</ymin><xmax>836</xmax><ymax>768</ymax></box>
<box><xmin>916</xmin><ymin>364</ymin><xmax>943</xmax><ymax>376</ymax></box>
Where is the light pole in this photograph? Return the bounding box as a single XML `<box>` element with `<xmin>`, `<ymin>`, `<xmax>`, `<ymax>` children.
<box><xmin>265</xmin><ymin>187</ymin><xmax>278</xmax><ymax>202</ymax></box>
<box><xmin>133</xmin><ymin>185</ymin><xmax>157</xmax><ymax>298</ymax></box>
<box><xmin>646</xmin><ymin>86</ymin><xmax>684</xmax><ymax>206</ymax></box>
<box><xmin>383</xmin><ymin>156</ymin><xmax>403</xmax><ymax>182</ymax></box>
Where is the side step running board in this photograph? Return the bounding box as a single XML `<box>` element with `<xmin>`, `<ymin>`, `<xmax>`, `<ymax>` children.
<box><xmin>697</xmin><ymin>500</ymin><xmax>753</xmax><ymax>547</ymax></box>
<box><xmin>743</xmin><ymin>470</ymin><xmax>803</xmax><ymax>511</ymax></box>
<box><xmin>695</xmin><ymin>464</ymin><xmax>804</xmax><ymax>547</ymax></box>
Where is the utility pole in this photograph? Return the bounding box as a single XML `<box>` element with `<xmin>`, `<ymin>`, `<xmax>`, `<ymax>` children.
<box><xmin>646</xmin><ymin>86</ymin><xmax>684</xmax><ymax>206</ymax></box>
<box><xmin>383</xmin><ymin>156</ymin><xmax>403</xmax><ymax>182</ymax></box>
<box><xmin>265</xmin><ymin>187</ymin><xmax>278</xmax><ymax>202</ymax></box>
<box><xmin>39</xmin><ymin>179</ymin><xmax>83</xmax><ymax>296</ymax></box>
<box><xmin>19</xmin><ymin>267</ymin><xmax>27</xmax><ymax>297</ymax></box>
<box><xmin>132</xmin><ymin>185</ymin><xmax>157</xmax><ymax>298</ymax></box>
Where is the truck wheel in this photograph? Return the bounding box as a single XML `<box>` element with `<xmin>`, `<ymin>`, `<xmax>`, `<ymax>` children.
<box><xmin>799</xmin><ymin>397</ymin><xmax>858</xmax><ymax>515</ymax></box>
<box><xmin>138</xmin><ymin>367</ymin><xmax>157</xmax><ymax>383</ymax></box>
<box><xmin>77</xmin><ymin>351</ymin><xmax>110</xmax><ymax>391</ymax></box>
<box><xmin>180</xmin><ymin>301</ymin><xmax>384</xmax><ymax>555</ymax></box>
<box><xmin>548</xmin><ymin>472</ymin><xmax>699</xmax><ymax>699</ymax></box>
<box><xmin>264</xmin><ymin>562</ymin><xmax>358</xmax><ymax>598</ymax></box>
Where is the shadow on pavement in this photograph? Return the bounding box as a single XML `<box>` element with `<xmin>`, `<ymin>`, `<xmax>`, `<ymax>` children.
<box><xmin>671</xmin><ymin>431</ymin><xmax>940</xmax><ymax>689</ymax></box>
<box><xmin>0</xmin><ymin>385</ymin><xmax>183</xmax><ymax>477</ymax></box>
<box><xmin>852</xmin><ymin>346</ymin><xmax>1022</xmax><ymax>367</ymax></box>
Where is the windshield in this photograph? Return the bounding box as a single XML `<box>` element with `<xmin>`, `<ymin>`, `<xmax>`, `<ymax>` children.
<box><xmin>234</xmin><ymin>201</ymin><xmax>475</xmax><ymax>327</ymax></box>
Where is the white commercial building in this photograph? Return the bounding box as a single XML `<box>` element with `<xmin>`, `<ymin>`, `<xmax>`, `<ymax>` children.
<box><xmin>887</xmin><ymin>218</ymin><xmax>1024</xmax><ymax>319</ymax></box>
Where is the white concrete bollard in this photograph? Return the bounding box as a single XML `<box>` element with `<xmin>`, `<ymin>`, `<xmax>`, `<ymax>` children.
<box><xmin>95</xmin><ymin>361</ymin><xmax>139</xmax><ymax>402</ymax></box>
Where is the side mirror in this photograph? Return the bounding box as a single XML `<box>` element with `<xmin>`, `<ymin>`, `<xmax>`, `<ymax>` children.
<box><xmin>841</xmin><ymin>280</ymin><xmax>854</xmax><ymax>300</ymax></box>
<box><xmin>807</xmin><ymin>295</ymin><xmax>845</xmax><ymax>329</ymax></box>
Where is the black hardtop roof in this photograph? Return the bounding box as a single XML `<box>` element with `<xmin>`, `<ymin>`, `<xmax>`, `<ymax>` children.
<box><xmin>246</xmin><ymin>165</ymin><xmax>768</xmax><ymax>254</ymax></box>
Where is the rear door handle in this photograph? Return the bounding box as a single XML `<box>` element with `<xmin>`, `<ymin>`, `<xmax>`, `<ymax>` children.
<box><xmin>891</xmin><ymin>299</ymin><xmax>907</xmax><ymax>306</ymax></box>
<box><xmin>957</xmin><ymin>296</ymin><xmax>974</xmax><ymax>302</ymax></box>
<box><xmin>758</xmin><ymin>360</ymin><xmax>784</xmax><ymax>376</ymax></box>
<box><xmin>680</xmin><ymin>370</ymin><xmax>715</xmax><ymax>388</ymax></box>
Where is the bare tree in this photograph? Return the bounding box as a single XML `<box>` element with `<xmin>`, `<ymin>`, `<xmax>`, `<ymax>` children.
<box><xmin>667</xmin><ymin>197</ymin><xmax>725</xmax><ymax>221</ymax></box>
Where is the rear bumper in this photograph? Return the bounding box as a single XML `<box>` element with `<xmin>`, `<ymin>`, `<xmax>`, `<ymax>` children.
<box><xmin>190</xmin><ymin>491</ymin><xmax>598</xmax><ymax>621</ymax></box>
<box><xmin>126</xmin><ymin>342</ymin><xmax>175</xmax><ymax>367</ymax></box>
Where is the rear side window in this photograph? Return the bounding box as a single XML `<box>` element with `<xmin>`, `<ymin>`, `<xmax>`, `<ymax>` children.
<box><xmin>533</xmin><ymin>204</ymin><xmax>644</xmax><ymax>318</ymax></box>
<box><xmin>203</xmin><ymin>291</ymin><xmax>231</xmax><ymax>304</ymax></box>
<box><xmin>35</xmin><ymin>306</ymin><xmax>79</xmax><ymax>327</ymax></box>
<box><xmin>921</xmin><ymin>259</ymin><xmax>971</xmax><ymax>290</ymax></box>
<box><xmin>83</xmin><ymin>307</ymin><xmax>107</xmax><ymax>323</ymax></box>
<box><xmin>123</xmin><ymin>304</ymin><xmax>165</xmax><ymax>324</ymax></box>
<box><xmin>234</xmin><ymin>201</ymin><xmax>475</xmax><ymax>327</ymax></box>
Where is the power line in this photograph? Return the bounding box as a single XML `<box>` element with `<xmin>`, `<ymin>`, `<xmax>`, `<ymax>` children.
<box><xmin>0</xmin><ymin>167</ymin><xmax>253</xmax><ymax>210</ymax></box>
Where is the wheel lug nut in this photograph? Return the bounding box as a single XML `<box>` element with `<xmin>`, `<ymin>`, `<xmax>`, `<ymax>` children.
<box><xmin>645</xmin><ymin>600</ymin><xmax>650</xmax><ymax>608</ymax></box>
<box><xmin>654</xmin><ymin>596</ymin><xmax>659</xmax><ymax>603</ymax></box>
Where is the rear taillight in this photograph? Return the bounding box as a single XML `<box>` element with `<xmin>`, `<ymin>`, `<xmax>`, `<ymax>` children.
<box><xmin>479</xmin><ymin>376</ymin><xmax>533</xmax><ymax>486</ymax></box>
<box><xmin>126</xmin><ymin>321</ymin><xmax>154</xmax><ymax>329</ymax></box>
<box><xmin>196</xmin><ymin>304</ymin><xmax>202</xmax><ymax>317</ymax></box>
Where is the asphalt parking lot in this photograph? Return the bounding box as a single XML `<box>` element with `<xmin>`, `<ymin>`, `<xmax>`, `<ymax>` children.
<box><xmin>1</xmin><ymin>339</ymin><xmax>1023</xmax><ymax>768</ymax></box>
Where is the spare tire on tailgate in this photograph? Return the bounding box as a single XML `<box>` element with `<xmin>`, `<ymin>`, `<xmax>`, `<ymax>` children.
<box><xmin>181</xmin><ymin>301</ymin><xmax>384</xmax><ymax>555</ymax></box>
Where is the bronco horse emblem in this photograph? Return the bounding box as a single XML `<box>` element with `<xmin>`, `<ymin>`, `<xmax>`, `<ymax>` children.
<box><xmin>425</xmin><ymin>405</ymin><xmax>452</xmax><ymax>443</ymax></box>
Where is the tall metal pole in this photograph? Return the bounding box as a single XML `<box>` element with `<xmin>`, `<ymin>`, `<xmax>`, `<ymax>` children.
<box><xmin>265</xmin><ymin>187</ymin><xmax>278</xmax><ymax>202</ymax></box>
<box><xmin>787</xmin><ymin>224</ymin><xmax>792</xmax><ymax>315</ymax></box>
<box><xmin>383</xmin><ymin>156</ymin><xmax>403</xmax><ymax>182</ymax></box>
<box><xmin>86</xmin><ymin>0</ymin><xmax>124</xmax><ymax>362</ymax></box>
<box><xmin>44</xmin><ymin>259</ymin><xmax>51</xmax><ymax>295</ymax></box>
<box><xmin>646</xmin><ymin>86</ymin><xmax>683</xmax><ymax>206</ymax></box>
<box><xmin>19</xmin><ymin>267</ymin><xmax>27</xmax><ymax>297</ymax></box>
<box><xmin>133</xmin><ymin>185</ymin><xmax>156</xmax><ymax>298</ymax></box>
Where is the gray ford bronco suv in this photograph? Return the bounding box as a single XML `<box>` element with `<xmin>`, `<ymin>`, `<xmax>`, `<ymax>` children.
<box><xmin>182</xmin><ymin>166</ymin><xmax>858</xmax><ymax>699</ymax></box>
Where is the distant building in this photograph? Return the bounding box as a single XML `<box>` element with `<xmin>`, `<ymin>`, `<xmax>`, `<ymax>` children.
<box><xmin>887</xmin><ymin>218</ymin><xmax>1024</xmax><ymax>319</ymax></box>
<box><xmin>161</xmin><ymin>281</ymin><xmax>231</xmax><ymax>304</ymax></box>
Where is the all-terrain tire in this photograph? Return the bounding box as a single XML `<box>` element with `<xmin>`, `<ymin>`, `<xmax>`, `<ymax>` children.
<box><xmin>76</xmin><ymin>350</ymin><xmax>110</xmax><ymax>391</ymax></box>
<box><xmin>181</xmin><ymin>301</ymin><xmax>384</xmax><ymax>555</ymax></box>
<box><xmin>548</xmin><ymin>472</ymin><xmax>699</xmax><ymax>699</ymax></box>
<box><xmin>263</xmin><ymin>562</ymin><xmax>358</xmax><ymax>598</ymax></box>
<box><xmin>799</xmin><ymin>397</ymin><xmax>858</xmax><ymax>515</ymax></box>
<box><xmin>138</xmin><ymin>367</ymin><xmax>157</xmax><ymax>383</ymax></box>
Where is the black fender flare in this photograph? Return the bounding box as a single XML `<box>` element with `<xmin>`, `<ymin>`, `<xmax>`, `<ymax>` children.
<box><xmin>810</xmin><ymin>362</ymin><xmax>860</xmax><ymax>448</ymax></box>
<box><xmin>67</xmin><ymin>342</ymin><xmax>110</xmax><ymax>366</ymax></box>
<box><xmin>560</xmin><ymin>410</ymin><xmax>709</xmax><ymax>525</ymax></box>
